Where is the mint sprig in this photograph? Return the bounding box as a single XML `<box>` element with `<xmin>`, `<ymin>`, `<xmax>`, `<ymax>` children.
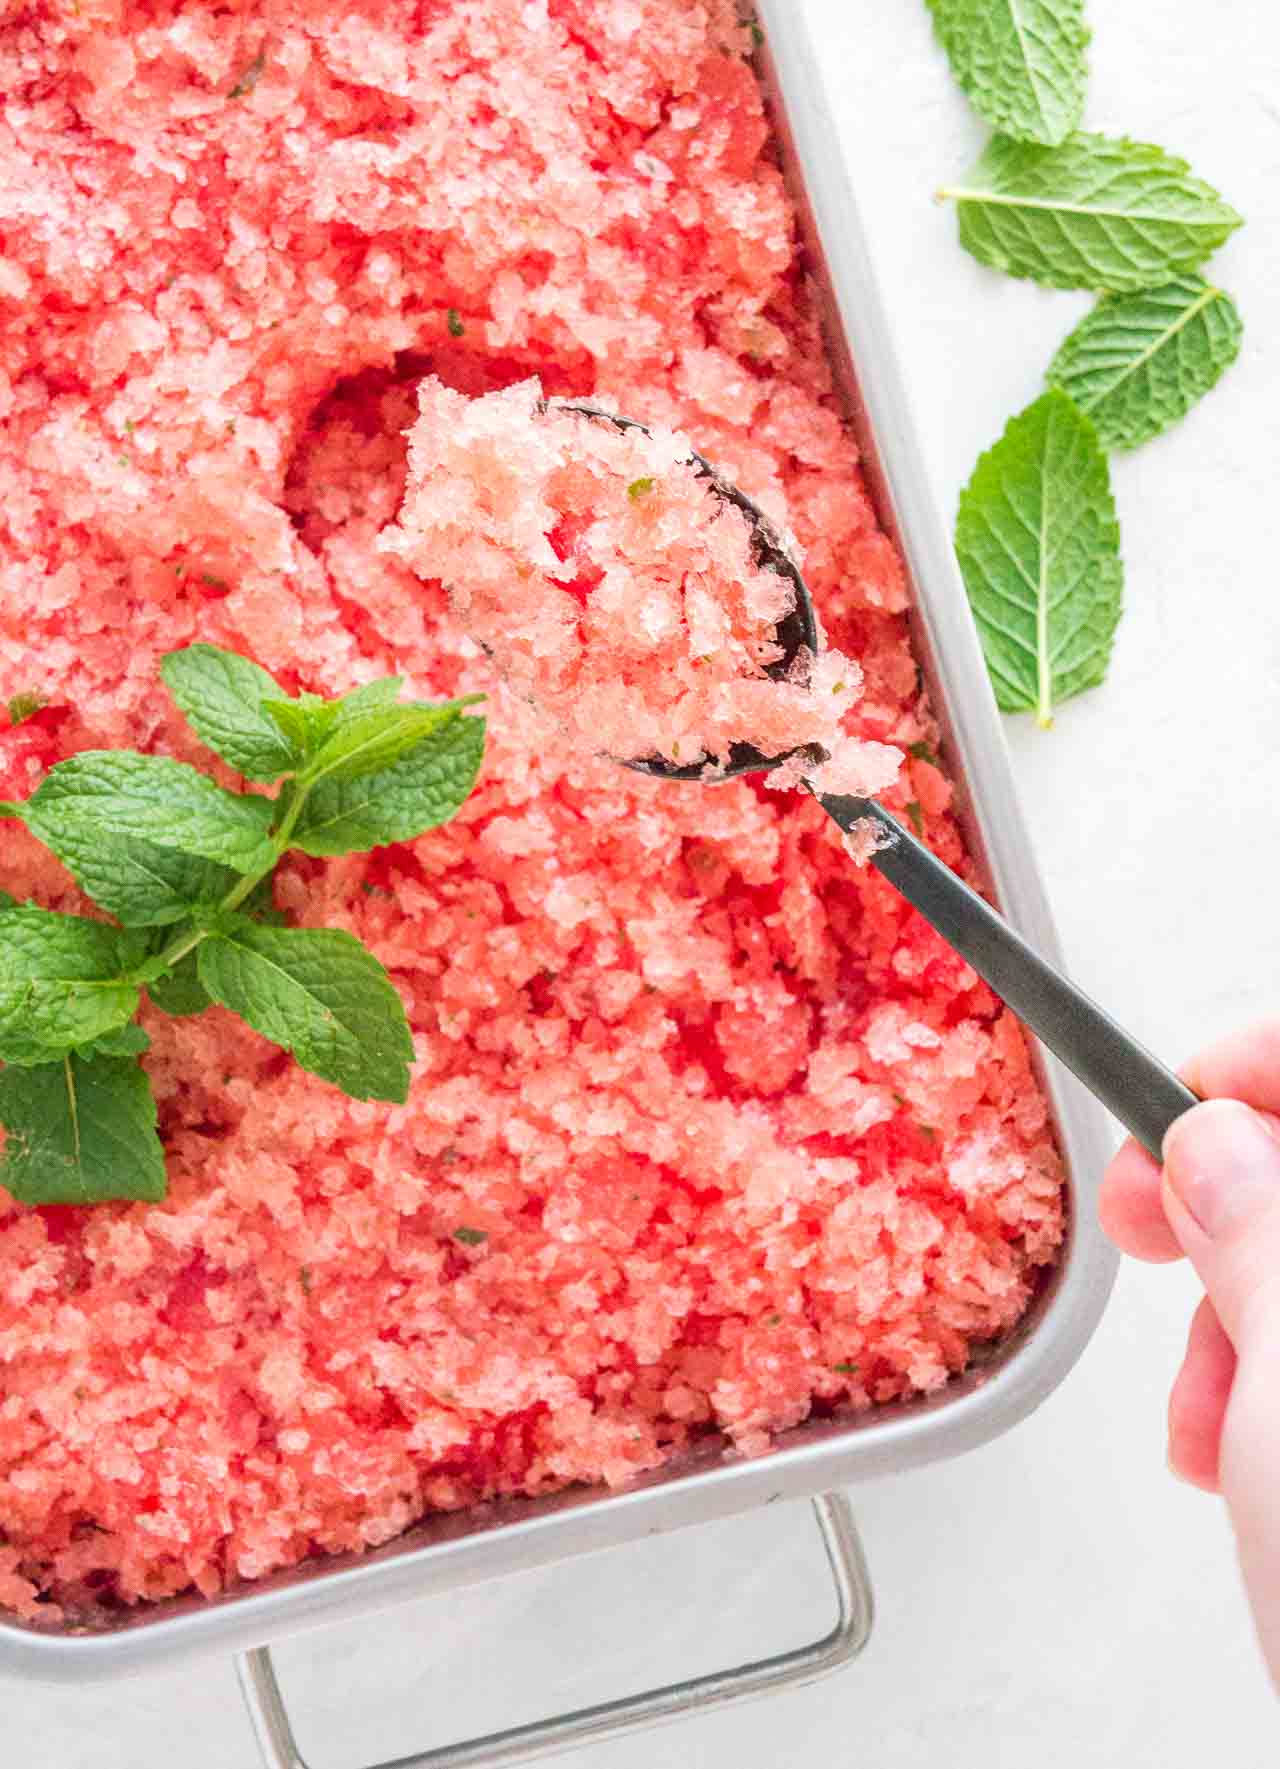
<box><xmin>290</xmin><ymin>712</ymin><xmax>487</xmax><ymax>856</ymax></box>
<box><xmin>301</xmin><ymin>697</ymin><xmax>479</xmax><ymax>787</ymax></box>
<box><xmin>0</xmin><ymin>646</ymin><xmax>486</xmax><ymax>1205</ymax></box>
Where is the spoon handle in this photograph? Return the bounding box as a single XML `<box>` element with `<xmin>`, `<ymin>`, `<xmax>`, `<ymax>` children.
<box><xmin>816</xmin><ymin>795</ymin><xmax>1197</xmax><ymax>1161</ymax></box>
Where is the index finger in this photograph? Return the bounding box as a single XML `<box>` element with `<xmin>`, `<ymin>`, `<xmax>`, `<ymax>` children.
<box><xmin>1182</xmin><ymin>1021</ymin><xmax>1280</xmax><ymax>1114</ymax></box>
<box><xmin>1098</xmin><ymin>1020</ymin><xmax>1280</xmax><ymax>1264</ymax></box>
<box><xmin>1100</xmin><ymin>1135</ymin><xmax>1182</xmax><ymax>1262</ymax></box>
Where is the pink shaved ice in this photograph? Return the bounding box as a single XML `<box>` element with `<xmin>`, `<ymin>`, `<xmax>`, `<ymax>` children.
<box><xmin>0</xmin><ymin>0</ymin><xmax>1063</xmax><ymax>1626</ymax></box>
<box><xmin>384</xmin><ymin>379</ymin><xmax>887</xmax><ymax>784</ymax></box>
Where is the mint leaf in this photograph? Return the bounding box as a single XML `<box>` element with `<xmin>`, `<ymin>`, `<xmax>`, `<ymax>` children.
<box><xmin>955</xmin><ymin>390</ymin><xmax>1121</xmax><ymax>726</ymax></box>
<box><xmin>302</xmin><ymin>699</ymin><xmax>479</xmax><ymax>787</ymax></box>
<box><xmin>161</xmin><ymin>645</ymin><xmax>298</xmax><ymax>782</ymax></box>
<box><xmin>332</xmin><ymin>679</ymin><xmax>405</xmax><ymax>717</ymax></box>
<box><xmin>925</xmin><ymin>0</ymin><xmax>971</xmax><ymax>75</ymax></box>
<box><xmin>25</xmin><ymin>752</ymin><xmax>276</xmax><ymax>876</ymax></box>
<box><xmin>926</xmin><ymin>0</ymin><xmax>1087</xmax><ymax>147</ymax></box>
<box><xmin>263</xmin><ymin>694</ymin><xmax>339</xmax><ymax>757</ymax></box>
<box><xmin>292</xmin><ymin>712</ymin><xmax>485</xmax><ymax>857</ymax></box>
<box><xmin>77</xmin><ymin>1023</ymin><xmax>151</xmax><ymax>1059</ymax></box>
<box><xmin>0</xmin><ymin>890</ymin><xmax>15</xmax><ymax>912</ymax></box>
<box><xmin>197</xmin><ymin>922</ymin><xmax>413</xmax><ymax>1101</ymax></box>
<box><xmin>33</xmin><ymin>830</ymin><xmax>238</xmax><ymax>928</ymax></box>
<box><xmin>0</xmin><ymin>907</ymin><xmax>140</xmax><ymax>1065</ymax></box>
<box><xmin>261</xmin><ymin>682</ymin><xmax>406</xmax><ymax>763</ymax></box>
<box><xmin>941</xmin><ymin>134</ymin><xmax>1243</xmax><ymax>291</ymax></box>
<box><xmin>265</xmin><ymin>681</ymin><xmax>427</xmax><ymax>766</ymax></box>
<box><xmin>1046</xmin><ymin>276</ymin><xmax>1243</xmax><ymax>451</ymax></box>
<box><xmin>146</xmin><ymin>952</ymin><xmax>211</xmax><ymax>1017</ymax></box>
<box><xmin>0</xmin><ymin>1053</ymin><xmax>167</xmax><ymax>1205</ymax></box>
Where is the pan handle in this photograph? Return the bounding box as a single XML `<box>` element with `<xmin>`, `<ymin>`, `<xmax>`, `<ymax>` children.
<box><xmin>236</xmin><ymin>1491</ymin><xmax>872</xmax><ymax>1769</ymax></box>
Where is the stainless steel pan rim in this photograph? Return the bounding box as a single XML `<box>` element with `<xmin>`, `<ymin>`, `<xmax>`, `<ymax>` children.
<box><xmin>0</xmin><ymin>10</ymin><xmax>1119</xmax><ymax>1764</ymax></box>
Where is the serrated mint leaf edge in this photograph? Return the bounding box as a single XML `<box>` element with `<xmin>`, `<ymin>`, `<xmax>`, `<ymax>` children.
<box><xmin>161</xmin><ymin>645</ymin><xmax>299</xmax><ymax>783</ymax></box>
<box><xmin>291</xmin><ymin>713</ymin><xmax>486</xmax><ymax>857</ymax></box>
<box><xmin>196</xmin><ymin>923</ymin><xmax>413</xmax><ymax>1103</ymax></box>
<box><xmin>925</xmin><ymin>0</ymin><xmax>972</xmax><ymax>75</ymax></box>
<box><xmin>1045</xmin><ymin>278</ymin><xmax>1243</xmax><ymax>451</ymax></box>
<box><xmin>0</xmin><ymin>907</ymin><xmax>143</xmax><ymax>1060</ymax></box>
<box><xmin>940</xmin><ymin>133</ymin><xmax>1245</xmax><ymax>293</ymax></box>
<box><xmin>928</xmin><ymin>0</ymin><xmax>1088</xmax><ymax>147</ymax></box>
<box><xmin>26</xmin><ymin>752</ymin><xmax>278</xmax><ymax>876</ymax></box>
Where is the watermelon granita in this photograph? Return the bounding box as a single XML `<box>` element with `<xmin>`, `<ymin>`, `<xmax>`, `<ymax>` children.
<box><xmin>383</xmin><ymin>378</ymin><xmax>898</xmax><ymax>797</ymax></box>
<box><xmin>0</xmin><ymin>0</ymin><xmax>1064</xmax><ymax>1624</ymax></box>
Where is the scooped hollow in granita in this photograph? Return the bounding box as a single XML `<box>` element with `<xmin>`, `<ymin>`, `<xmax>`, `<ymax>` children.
<box><xmin>382</xmin><ymin>379</ymin><xmax>901</xmax><ymax>796</ymax></box>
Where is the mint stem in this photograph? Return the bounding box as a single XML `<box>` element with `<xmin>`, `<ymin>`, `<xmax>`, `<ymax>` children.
<box><xmin>264</xmin><ymin>775</ymin><xmax>312</xmax><ymax>857</ymax></box>
<box><xmin>152</xmin><ymin>925</ymin><xmax>206</xmax><ymax>974</ymax></box>
<box><xmin>153</xmin><ymin>775</ymin><xmax>318</xmax><ymax>975</ymax></box>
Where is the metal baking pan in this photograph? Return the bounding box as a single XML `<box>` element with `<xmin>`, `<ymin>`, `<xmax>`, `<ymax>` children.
<box><xmin>1</xmin><ymin>2</ymin><xmax>1119</xmax><ymax>1756</ymax></box>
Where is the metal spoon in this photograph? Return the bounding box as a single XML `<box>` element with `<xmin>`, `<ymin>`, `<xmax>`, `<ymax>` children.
<box><xmin>561</xmin><ymin>403</ymin><xmax>1196</xmax><ymax>1160</ymax></box>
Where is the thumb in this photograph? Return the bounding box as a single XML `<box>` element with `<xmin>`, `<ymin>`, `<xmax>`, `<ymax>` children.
<box><xmin>1162</xmin><ymin>1098</ymin><xmax>1280</xmax><ymax>1354</ymax></box>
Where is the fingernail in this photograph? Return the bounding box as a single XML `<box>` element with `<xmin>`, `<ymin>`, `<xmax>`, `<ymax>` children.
<box><xmin>1162</xmin><ymin>1099</ymin><xmax>1280</xmax><ymax>1239</ymax></box>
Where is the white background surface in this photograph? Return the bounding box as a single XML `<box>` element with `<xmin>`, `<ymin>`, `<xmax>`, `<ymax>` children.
<box><xmin>13</xmin><ymin>1</ymin><xmax>1280</xmax><ymax>1762</ymax></box>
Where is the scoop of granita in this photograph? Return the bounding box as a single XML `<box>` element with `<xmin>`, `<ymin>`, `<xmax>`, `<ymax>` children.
<box><xmin>382</xmin><ymin>379</ymin><xmax>899</xmax><ymax>795</ymax></box>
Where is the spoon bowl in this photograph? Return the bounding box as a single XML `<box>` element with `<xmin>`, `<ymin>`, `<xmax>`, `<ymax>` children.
<box><xmin>554</xmin><ymin>402</ymin><xmax>822</xmax><ymax>781</ymax></box>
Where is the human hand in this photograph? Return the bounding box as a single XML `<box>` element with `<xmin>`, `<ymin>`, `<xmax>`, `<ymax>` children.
<box><xmin>1100</xmin><ymin>1025</ymin><xmax>1280</xmax><ymax>1691</ymax></box>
